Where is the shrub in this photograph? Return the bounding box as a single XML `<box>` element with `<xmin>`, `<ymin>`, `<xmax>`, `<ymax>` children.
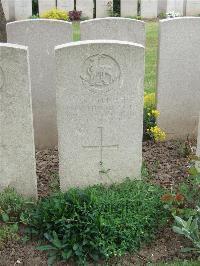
<box><xmin>0</xmin><ymin>188</ymin><xmax>32</xmax><ymax>223</ymax></box>
<box><xmin>158</xmin><ymin>12</ymin><xmax>167</xmax><ymax>19</ymax></box>
<box><xmin>41</xmin><ymin>8</ymin><xmax>69</xmax><ymax>21</ymax></box>
<box><xmin>26</xmin><ymin>180</ymin><xmax>169</xmax><ymax>265</ymax></box>
<box><xmin>0</xmin><ymin>224</ymin><xmax>19</xmax><ymax>250</ymax></box>
<box><xmin>69</xmin><ymin>10</ymin><xmax>82</xmax><ymax>21</ymax></box>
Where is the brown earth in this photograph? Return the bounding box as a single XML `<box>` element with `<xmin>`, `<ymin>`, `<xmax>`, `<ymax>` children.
<box><xmin>0</xmin><ymin>140</ymin><xmax>197</xmax><ymax>265</ymax></box>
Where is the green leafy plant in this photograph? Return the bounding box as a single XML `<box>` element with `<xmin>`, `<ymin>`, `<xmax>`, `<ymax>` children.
<box><xmin>26</xmin><ymin>180</ymin><xmax>169</xmax><ymax>265</ymax></box>
<box><xmin>173</xmin><ymin>212</ymin><xmax>200</xmax><ymax>255</ymax></box>
<box><xmin>0</xmin><ymin>223</ymin><xmax>19</xmax><ymax>250</ymax></box>
<box><xmin>158</xmin><ymin>12</ymin><xmax>167</xmax><ymax>19</ymax></box>
<box><xmin>0</xmin><ymin>187</ymin><xmax>33</xmax><ymax>223</ymax></box>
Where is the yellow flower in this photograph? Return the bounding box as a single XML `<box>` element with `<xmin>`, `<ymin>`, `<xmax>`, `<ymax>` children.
<box><xmin>144</xmin><ymin>93</ymin><xmax>156</xmax><ymax>109</ymax></box>
<box><xmin>41</xmin><ymin>8</ymin><xmax>69</xmax><ymax>21</ymax></box>
<box><xmin>149</xmin><ymin>126</ymin><xmax>166</xmax><ymax>142</ymax></box>
<box><xmin>151</xmin><ymin>109</ymin><xmax>160</xmax><ymax>118</ymax></box>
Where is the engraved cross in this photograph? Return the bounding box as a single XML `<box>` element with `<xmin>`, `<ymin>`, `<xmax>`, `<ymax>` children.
<box><xmin>82</xmin><ymin>127</ymin><xmax>119</xmax><ymax>163</ymax></box>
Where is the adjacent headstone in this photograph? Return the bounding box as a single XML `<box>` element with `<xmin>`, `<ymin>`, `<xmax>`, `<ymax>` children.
<box><xmin>8</xmin><ymin>0</ymin><xmax>15</xmax><ymax>20</ymax></box>
<box><xmin>57</xmin><ymin>0</ymin><xmax>74</xmax><ymax>11</ymax></box>
<box><xmin>141</xmin><ymin>0</ymin><xmax>158</xmax><ymax>18</ymax></box>
<box><xmin>157</xmin><ymin>0</ymin><xmax>167</xmax><ymax>15</ymax></box>
<box><xmin>55</xmin><ymin>40</ymin><xmax>144</xmax><ymax>190</ymax></box>
<box><xmin>39</xmin><ymin>0</ymin><xmax>56</xmax><ymax>15</ymax></box>
<box><xmin>77</xmin><ymin>0</ymin><xmax>93</xmax><ymax>18</ymax></box>
<box><xmin>15</xmin><ymin>0</ymin><xmax>32</xmax><ymax>20</ymax></box>
<box><xmin>96</xmin><ymin>0</ymin><xmax>111</xmax><ymax>17</ymax></box>
<box><xmin>80</xmin><ymin>18</ymin><xmax>145</xmax><ymax>46</ymax></box>
<box><xmin>7</xmin><ymin>19</ymin><xmax>73</xmax><ymax>149</ymax></box>
<box><xmin>166</xmin><ymin>0</ymin><xmax>184</xmax><ymax>15</ymax></box>
<box><xmin>157</xmin><ymin>18</ymin><xmax>200</xmax><ymax>139</ymax></box>
<box><xmin>121</xmin><ymin>0</ymin><xmax>138</xmax><ymax>17</ymax></box>
<box><xmin>195</xmin><ymin>114</ymin><xmax>200</xmax><ymax>172</ymax></box>
<box><xmin>0</xmin><ymin>43</ymin><xmax>37</xmax><ymax>198</ymax></box>
<box><xmin>186</xmin><ymin>0</ymin><xmax>200</xmax><ymax>16</ymax></box>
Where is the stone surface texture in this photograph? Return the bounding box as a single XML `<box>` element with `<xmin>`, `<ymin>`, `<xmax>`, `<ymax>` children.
<box><xmin>55</xmin><ymin>40</ymin><xmax>144</xmax><ymax>191</ymax></box>
<box><xmin>38</xmin><ymin>0</ymin><xmax>56</xmax><ymax>15</ymax></box>
<box><xmin>15</xmin><ymin>0</ymin><xmax>32</xmax><ymax>20</ymax></box>
<box><xmin>186</xmin><ymin>0</ymin><xmax>200</xmax><ymax>16</ymax></box>
<box><xmin>167</xmin><ymin>0</ymin><xmax>184</xmax><ymax>15</ymax></box>
<box><xmin>157</xmin><ymin>17</ymin><xmax>200</xmax><ymax>139</ymax></box>
<box><xmin>77</xmin><ymin>0</ymin><xmax>93</xmax><ymax>18</ymax></box>
<box><xmin>141</xmin><ymin>0</ymin><xmax>158</xmax><ymax>18</ymax></box>
<box><xmin>57</xmin><ymin>0</ymin><xmax>74</xmax><ymax>11</ymax></box>
<box><xmin>7</xmin><ymin>19</ymin><xmax>73</xmax><ymax>149</ymax></box>
<box><xmin>121</xmin><ymin>0</ymin><xmax>138</xmax><ymax>17</ymax></box>
<box><xmin>96</xmin><ymin>0</ymin><xmax>111</xmax><ymax>17</ymax></box>
<box><xmin>80</xmin><ymin>18</ymin><xmax>145</xmax><ymax>46</ymax></box>
<box><xmin>0</xmin><ymin>43</ymin><xmax>37</xmax><ymax>198</ymax></box>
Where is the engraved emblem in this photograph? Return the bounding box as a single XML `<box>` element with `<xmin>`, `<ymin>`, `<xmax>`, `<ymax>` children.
<box><xmin>80</xmin><ymin>54</ymin><xmax>121</xmax><ymax>93</ymax></box>
<box><xmin>0</xmin><ymin>67</ymin><xmax>5</xmax><ymax>89</ymax></box>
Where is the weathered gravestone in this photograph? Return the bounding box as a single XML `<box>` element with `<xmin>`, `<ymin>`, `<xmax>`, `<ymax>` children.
<box><xmin>80</xmin><ymin>18</ymin><xmax>145</xmax><ymax>46</ymax></box>
<box><xmin>39</xmin><ymin>0</ymin><xmax>56</xmax><ymax>15</ymax></box>
<box><xmin>15</xmin><ymin>0</ymin><xmax>32</xmax><ymax>20</ymax></box>
<box><xmin>55</xmin><ymin>40</ymin><xmax>144</xmax><ymax>190</ymax></box>
<box><xmin>157</xmin><ymin>0</ymin><xmax>167</xmax><ymax>15</ymax></box>
<box><xmin>57</xmin><ymin>0</ymin><xmax>74</xmax><ymax>11</ymax></box>
<box><xmin>77</xmin><ymin>0</ymin><xmax>93</xmax><ymax>18</ymax></box>
<box><xmin>141</xmin><ymin>0</ymin><xmax>158</xmax><ymax>18</ymax></box>
<box><xmin>0</xmin><ymin>43</ymin><xmax>37</xmax><ymax>198</ymax></box>
<box><xmin>7</xmin><ymin>19</ymin><xmax>73</xmax><ymax>149</ymax></box>
<box><xmin>157</xmin><ymin>18</ymin><xmax>200</xmax><ymax>139</ymax></box>
<box><xmin>121</xmin><ymin>0</ymin><xmax>138</xmax><ymax>17</ymax></box>
<box><xmin>166</xmin><ymin>0</ymin><xmax>184</xmax><ymax>15</ymax></box>
<box><xmin>96</xmin><ymin>0</ymin><xmax>112</xmax><ymax>17</ymax></box>
<box><xmin>186</xmin><ymin>0</ymin><xmax>200</xmax><ymax>16</ymax></box>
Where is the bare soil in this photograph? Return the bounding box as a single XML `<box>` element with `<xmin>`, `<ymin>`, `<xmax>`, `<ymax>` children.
<box><xmin>0</xmin><ymin>140</ymin><xmax>197</xmax><ymax>265</ymax></box>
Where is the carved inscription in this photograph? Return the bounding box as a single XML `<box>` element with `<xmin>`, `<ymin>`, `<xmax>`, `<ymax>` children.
<box><xmin>0</xmin><ymin>67</ymin><xmax>5</xmax><ymax>89</ymax></box>
<box><xmin>80</xmin><ymin>54</ymin><xmax>121</xmax><ymax>93</ymax></box>
<box><xmin>83</xmin><ymin>127</ymin><xmax>119</xmax><ymax>162</ymax></box>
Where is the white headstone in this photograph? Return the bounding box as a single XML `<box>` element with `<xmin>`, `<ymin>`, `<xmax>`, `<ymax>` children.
<box><xmin>158</xmin><ymin>0</ymin><xmax>167</xmax><ymax>15</ymax></box>
<box><xmin>55</xmin><ymin>40</ymin><xmax>144</xmax><ymax>190</ymax></box>
<box><xmin>121</xmin><ymin>0</ymin><xmax>138</xmax><ymax>17</ymax></box>
<box><xmin>186</xmin><ymin>0</ymin><xmax>200</xmax><ymax>16</ymax></box>
<box><xmin>141</xmin><ymin>0</ymin><xmax>158</xmax><ymax>18</ymax></box>
<box><xmin>57</xmin><ymin>0</ymin><xmax>74</xmax><ymax>11</ymax></box>
<box><xmin>167</xmin><ymin>0</ymin><xmax>184</xmax><ymax>15</ymax></box>
<box><xmin>39</xmin><ymin>0</ymin><xmax>56</xmax><ymax>15</ymax></box>
<box><xmin>157</xmin><ymin>18</ymin><xmax>200</xmax><ymax>139</ymax></box>
<box><xmin>7</xmin><ymin>19</ymin><xmax>73</xmax><ymax>149</ymax></box>
<box><xmin>8</xmin><ymin>0</ymin><xmax>15</xmax><ymax>21</ymax></box>
<box><xmin>80</xmin><ymin>18</ymin><xmax>145</xmax><ymax>46</ymax></box>
<box><xmin>76</xmin><ymin>0</ymin><xmax>93</xmax><ymax>18</ymax></box>
<box><xmin>0</xmin><ymin>43</ymin><xmax>37</xmax><ymax>198</ymax></box>
<box><xmin>96</xmin><ymin>0</ymin><xmax>111</xmax><ymax>17</ymax></box>
<box><xmin>2</xmin><ymin>0</ymin><xmax>9</xmax><ymax>21</ymax></box>
<box><xmin>15</xmin><ymin>0</ymin><xmax>32</xmax><ymax>20</ymax></box>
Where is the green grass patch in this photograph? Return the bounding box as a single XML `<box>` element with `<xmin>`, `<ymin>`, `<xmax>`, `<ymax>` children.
<box><xmin>145</xmin><ymin>22</ymin><xmax>158</xmax><ymax>93</ymax></box>
<box><xmin>25</xmin><ymin>179</ymin><xmax>169</xmax><ymax>265</ymax></box>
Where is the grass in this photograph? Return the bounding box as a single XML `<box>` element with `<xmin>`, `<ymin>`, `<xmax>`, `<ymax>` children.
<box><xmin>72</xmin><ymin>21</ymin><xmax>158</xmax><ymax>93</ymax></box>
